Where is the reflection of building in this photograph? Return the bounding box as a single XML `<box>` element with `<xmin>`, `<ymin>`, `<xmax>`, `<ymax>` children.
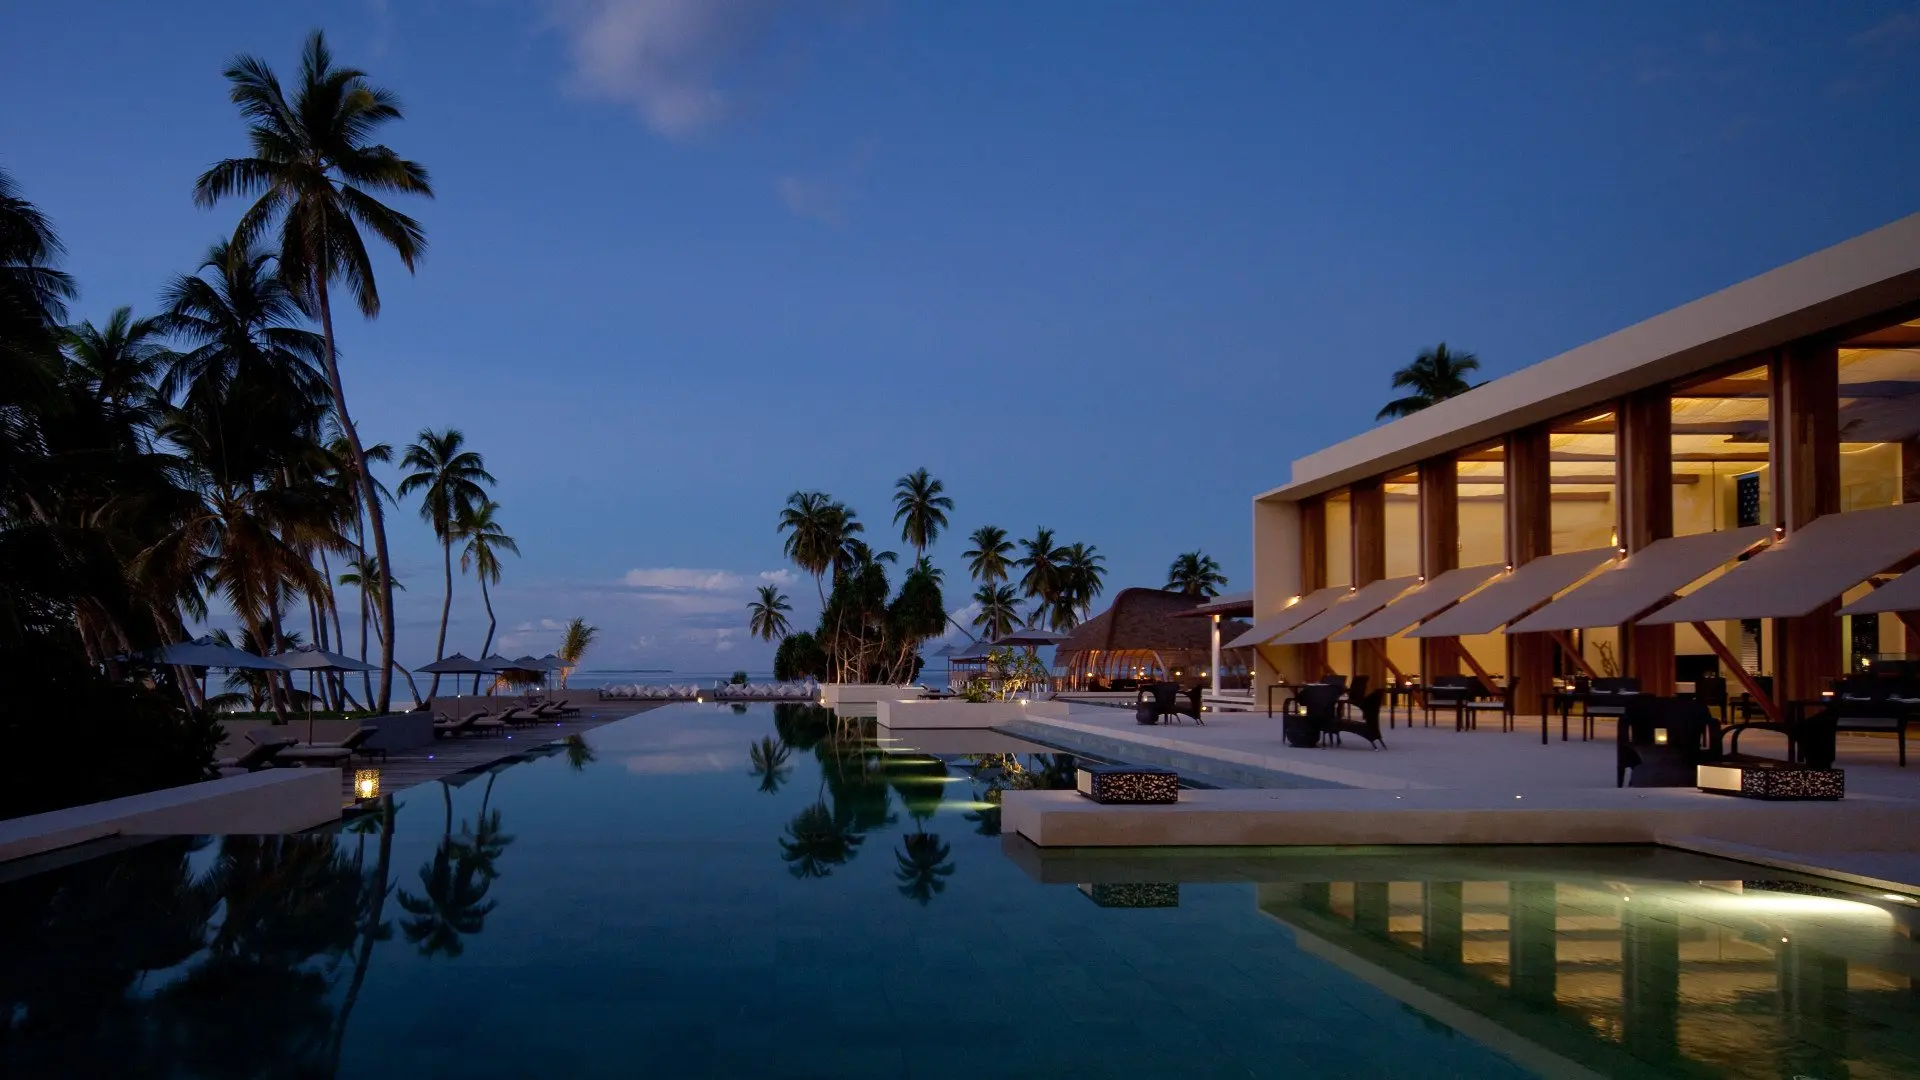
<box><xmin>1246</xmin><ymin>214</ymin><xmax>1920</xmax><ymax>713</ymax></box>
<box><xmin>1052</xmin><ymin>587</ymin><xmax>1252</xmax><ymax>690</ymax></box>
<box><xmin>1259</xmin><ymin>872</ymin><xmax>1920</xmax><ymax>1078</ymax></box>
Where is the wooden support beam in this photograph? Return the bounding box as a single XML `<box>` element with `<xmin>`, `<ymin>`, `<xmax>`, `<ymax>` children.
<box><xmin>1456</xmin><ymin>640</ymin><xmax>1497</xmax><ymax>690</ymax></box>
<box><xmin>1506</xmin><ymin>425</ymin><xmax>1555</xmax><ymax>709</ymax></box>
<box><xmin>1549</xmin><ymin>631</ymin><xmax>1599</xmax><ymax>679</ymax></box>
<box><xmin>1899</xmin><ymin>611</ymin><xmax>1920</xmax><ymax>642</ymax></box>
<box><xmin>1619</xmin><ymin>387</ymin><xmax>1675</xmax><ymax>695</ymax></box>
<box><xmin>1360</xmin><ymin>637</ymin><xmax>1406</xmax><ymax>684</ymax></box>
<box><xmin>1693</xmin><ymin>621</ymin><xmax>1781</xmax><ymax>724</ymax></box>
<box><xmin>1771</xmin><ymin>344</ymin><xmax>1842</xmax><ymax>703</ymax></box>
<box><xmin>1419</xmin><ymin>455</ymin><xmax>1461</xmax><ymax>682</ymax></box>
<box><xmin>1350</xmin><ymin>477</ymin><xmax>1388</xmax><ymax>690</ymax></box>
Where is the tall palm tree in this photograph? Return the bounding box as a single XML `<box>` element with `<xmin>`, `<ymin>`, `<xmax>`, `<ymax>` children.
<box><xmin>779</xmin><ymin>491</ymin><xmax>861</xmax><ymax>607</ymax></box>
<box><xmin>338</xmin><ymin>553</ymin><xmax>400</xmax><ymax>703</ymax></box>
<box><xmin>196</xmin><ymin>30</ymin><xmax>434</xmax><ymax>713</ymax></box>
<box><xmin>1016</xmin><ymin>527</ymin><xmax>1064</xmax><ymax>625</ymax></box>
<box><xmin>556</xmin><ymin>617</ymin><xmax>597</xmax><ymax>689</ymax></box>
<box><xmin>891</xmin><ymin>468</ymin><xmax>953</xmax><ymax>565</ymax></box>
<box><xmin>1166</xmin><ymin>551</ymin><xmax>1227</xmax><ymax>597</ymax></box>
<box><xmin>962</xmin><ymin>525</ymin><xmax>1014</xmax><ymax>585</ymax></box>
<box><xmin>1376</xmin><ymin>342</ymin><xmax>1482</xmax><ymax>420</ymax></box>
<box><xmin>1059</xmin><ymin>542</ymin><xmax>1107</xmax><ymax>622</ymax></box>
<box><xmin>971</xmin><ymin>583</ymin><xmax>1020</xmax><ymax>642</ymax></box>
<box><xmin>747</xmin><ymin>584</ymin><xmax>791</xmax><ymax>642</ymax></box>
<box><xmin>398</xmin><ymin>428</ymin><xmax>494</xmax><ymax>698</ymax></box>
<box><xmin>455</xmin><ymin>499</ymin><xmax>517</xmax><ymax>694</ymax></box>
<box><xmin>62</xmin><ymin>307</ymin><xmax>170</xmax><ymax>408</ymax></box>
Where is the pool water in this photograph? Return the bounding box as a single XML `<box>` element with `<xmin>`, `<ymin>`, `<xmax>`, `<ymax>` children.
<box><xmin>4</xmin><ymin>703</ymin><xmax>1920</xmax><ymax>1079</ymax></box>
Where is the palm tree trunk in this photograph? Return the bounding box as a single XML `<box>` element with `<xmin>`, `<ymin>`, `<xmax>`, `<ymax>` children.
<box><xmin>475</xmin><ymin>575</ymin><xmax>496</xmax><ymax>696</ymax></box>
<box><xmin>329</xmin><ymin>795</ymin><xmax>395</xmax><ymax>1072</ymax></box>
<box><xmin>315</xmin><ymin>278</ymin><xmax>397</xmax><ymax>713</ymax></box>
<box><xmin>429</xmin><ymin>537</ymin><xmax>452</xmax><ymax>699</ymax></box>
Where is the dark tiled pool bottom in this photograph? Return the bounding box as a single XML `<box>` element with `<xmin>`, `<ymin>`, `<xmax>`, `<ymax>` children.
<box><xmin>3</xmin><ymin>703</ymin><xmax>1918</xmax><ymax>1079</ymax></box>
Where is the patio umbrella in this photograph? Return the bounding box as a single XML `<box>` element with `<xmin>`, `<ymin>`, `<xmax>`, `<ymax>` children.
<box><xmin>279</xmin><ymin>645</ymin><xmax>382</xmax><ymax>741</ymax></box>
<box><xmin>150</xmin><ymin>636</ymin><xmax>290</xmax><ymax>671</ymax></box>
<box><xmin>416</xmin><ymin>653</ymin><xmax>496</xmax><ymax>715</ymax></box>
<box><xmin>147</xmin><ymin>637</ymin><xmax>290</xmax><ymax>717</ymax></box>
<box><xmin>989</xmin><ymin>628</ymin><xmax>1067</xmax><ymax>648</ymax></box>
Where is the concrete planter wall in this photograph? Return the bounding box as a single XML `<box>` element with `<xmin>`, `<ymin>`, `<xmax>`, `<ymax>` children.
<box><xmin>875</xmin><ymin>698</ymin><xmax>1069</xmax><ymax>729</ymax></box>
<box><xmin>818</xmin><ymin>684</ymin><xmax>919</xmax><ymax>707</ymax></box>
<box><xmin>0</xmin><ymin>769</ymin><xmax>342</xmax><ymax>863</ymax></box>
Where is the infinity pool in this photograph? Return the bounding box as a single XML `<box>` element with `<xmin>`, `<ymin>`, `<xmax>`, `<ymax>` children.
<box><xmin>4</xmin><ymin>703</ymin><xmax>1919</xmax><ymax>1078</ymax></box>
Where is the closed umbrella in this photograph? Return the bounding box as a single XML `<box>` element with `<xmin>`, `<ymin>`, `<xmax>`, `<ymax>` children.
<box><xmin>989</xmin><ymin>628</ymin><xmax>1066</xmax><ymax>648</ymax></box>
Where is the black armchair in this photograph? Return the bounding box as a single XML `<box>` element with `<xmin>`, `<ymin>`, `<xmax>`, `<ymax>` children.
<box><xmin>1282</xmin><ymin>684</ymin><xmax>1342</xmax><ymax>748</ymax></box>
<box><xmin>1617</xmin><ymin>695</ymin><xmax>1720</xmax><ymax>788</ymax></box>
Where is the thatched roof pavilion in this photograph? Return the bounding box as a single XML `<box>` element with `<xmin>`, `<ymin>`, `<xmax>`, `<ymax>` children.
<box><xmin>1053</xmin><ymin>587</ymin><xmax>1253</xmax><ymax>690</ymax></box>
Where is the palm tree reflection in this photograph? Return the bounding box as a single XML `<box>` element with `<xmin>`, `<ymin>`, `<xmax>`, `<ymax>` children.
<box><xmin>749</xmin><ymin>735</ymin><xmax>792</xmax><ymax>794</ymax></box>
<box><xmin>396</xmin><ymin>779</ymin><xmax>514</xmax><ymax>959</ymax></box>
<box><xmin>894</xmin><ymin>832</ymin><xmax>955</xmax><ymax>905</ymax></box>
<box><xmin>780</xmin><ymin>802</ymin><xmax>863</xmax><ymax>879</ymax></box>
<box><xmin>562</xmin><ymin>733</ymin><xmax>596</xmax><ymax>771</ymax></box>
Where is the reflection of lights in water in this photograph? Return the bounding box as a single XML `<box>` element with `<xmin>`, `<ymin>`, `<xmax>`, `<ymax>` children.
<box><xmin>1670</xmin><ymin>892</ymin><xmax>1895</xmax><ymax>923</ymax></box>
<box><xmin>946</xmin><ymin>800</ymin><xmax>999</xmax><ymax>811</ymax></box>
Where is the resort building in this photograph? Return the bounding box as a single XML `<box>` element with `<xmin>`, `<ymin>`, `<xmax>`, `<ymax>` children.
<box><xmin>1244</xmin><ymin>212</ymin><xmax>1920</xmax><ymax>718</ymax></box>
<box><xmin>1052</xmin><ymin>587</ymin><xmax>1253</xmax><ymax>692</ymax></box>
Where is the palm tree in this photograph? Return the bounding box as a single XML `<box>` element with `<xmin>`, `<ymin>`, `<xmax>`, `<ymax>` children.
<box><xmin>1059</xmin><ymin>542</ymin><xmax>1107</xmax><ymax>622</ymax></box>
<box><xmin>779</xmin><ymin>491</ymin><xmax>861</xmax><ymax>607</ymax></box>
<box><xmin>1376</xmin><ymin>342</ymin><xmax>1482</xmax><ymax>420</ymax></box>
<box><xmin>1016</xmin><ymin>527</ymin><xmax>1064</xmax><ymax>624</ymax></box>
<box><xmin>196</xmin><ymin>30</ymin><xmax>434</xmax><ymax>713</ymax></box>
<box><xmin>971</xmin><ymin>583</ymin><xmax>1020</xmax><ymax>642</ymax></box>
<box><xmin>62</xmin><ymin>307</ymin><xmax>170</xmax><ymax>408</ymax></box>
<box><xmin>749</xmin><ymin>736</ymin><xmax>792</xmax><ymax>794</ymax></box>
<box><xmin>891</xmin><ymin>468</ymin><xmax>953</xmax><ymax>565</ymax></box>
<box><xmin>338</xmin><ymin>553</ymin><xmax>400</xmax><ymax>703</ymax></box>
<box><xmin>556</xmin><ymin>617</ymin><xmax>597</xmax><ymax>689</ymax></box>
<box><xmin>395</xmin><ymin>839</ymin><xmax>494</xmax><ymax>959</ymax></box>
<box><xmin>747</xmin><ymin>584</ymin><xmax>791</xmax><ymax>642</ymax></box>
<box><xmin>1166</xmin><ymin>551</ymin><xmax>1227</xmax><ymax>597</ymax></box>
<box><xmin>962</xmin><ymin>525</ymin><xmax>1014</xmax><ymax>585</ymax></box>
<box><xmin>398</xmin><ymin>429</ymin><xmax>494</xmax><ymax>698</ymax></box>
<box><xmin>455</xmin><ymin>499</ymin><xmax>517</xmax><ymax>694</ymax></box>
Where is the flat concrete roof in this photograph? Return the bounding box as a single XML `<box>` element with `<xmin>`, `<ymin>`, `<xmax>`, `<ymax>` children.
<box><xmin>1260</xmin><ymin>209</ymin><xmax>1920</xmax><ymax>503</ymax></box>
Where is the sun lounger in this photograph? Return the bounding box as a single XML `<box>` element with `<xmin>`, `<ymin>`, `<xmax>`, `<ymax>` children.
<box><xmin>279</xmin><ymin>726</ymin><xmax>384</xmax><ymax>765</ymax></box>
<box><xmin>434</xmin><ymin>711</ymin><xmax>490</xmax><ymax>737</ymax></box>
<box><xmin>217</xmin><ymin>737</ymin><xmax>296</xmax><ymax>775</ymax></box>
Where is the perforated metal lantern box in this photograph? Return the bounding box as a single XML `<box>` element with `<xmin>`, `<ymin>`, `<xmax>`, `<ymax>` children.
<box><xmin>1698</xmin><ymin>759</ymin><xmax>1844</xmax><ymax>801</ymax></box>
<box><xmin>1075</xmin><ymin>763</ymin><xmax>1179</xmax><ymax>804</ymax></box>
<box><xmin>1078</xmin><ymin>882</ymin><xmax>1180</xmax><ymax>908</ymax></box>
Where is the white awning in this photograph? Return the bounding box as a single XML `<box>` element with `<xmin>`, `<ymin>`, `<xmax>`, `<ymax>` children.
<box><xmin>1408</xmin><ymin>549</ymin><xmax>1615</xmax><ymax>638</ymax></box>
<box><xmin>1329</xmin><ymin>564</ymin><xmax>1505</xmax><ymax>641</ymax></box>
<box><xmin>1507</xmin><ymin>526</ymin><xmax>1770</xmax><ymax>634</ymax></box>
<box><xmin>1644</xmin><ymin>502</ymin><xmax>1920</xmax><ymax>624</ymax></box>
<box><xmin>1275</xmin><ymin>576</ymin><xmax>1419</xmax><ymax>645</ymax></box>
<box><xmin>1223</xmin><ymin>586</ymin><xmax>1346</xmax><ymax>649</ymax></box>
<box><xmin>1841</xmin><ymin>565</ymin><xmax>1920</xmax><ymax>616</ymax></box>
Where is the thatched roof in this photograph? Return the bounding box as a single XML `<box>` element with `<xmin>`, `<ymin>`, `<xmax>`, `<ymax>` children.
<box><xmin>1056</xmin><ymin>587</ymin><xmax>1253</xmax><ymax>656</ymax></box>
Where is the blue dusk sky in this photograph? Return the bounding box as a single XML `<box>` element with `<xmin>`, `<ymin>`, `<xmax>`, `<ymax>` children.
<box><xmin>5</xmin><ymin>2</ymin><xmax>1920</xmax><ymax>674</ymax></box>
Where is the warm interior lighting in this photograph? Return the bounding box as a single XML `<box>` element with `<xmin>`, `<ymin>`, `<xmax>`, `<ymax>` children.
<box><xmin>353</xmin><ymin>769</ymin><xmax>380</xmax><ymax>801</ymax></box>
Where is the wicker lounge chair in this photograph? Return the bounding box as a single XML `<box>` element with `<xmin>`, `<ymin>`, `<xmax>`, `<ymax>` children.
<box><xmin>279</xmin><ymin>725</ymin><xmax>384</xmax><ymax>765</ymax></box>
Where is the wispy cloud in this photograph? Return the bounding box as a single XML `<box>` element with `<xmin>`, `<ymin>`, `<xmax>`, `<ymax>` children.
<box><xmin>548</xmin><ymin>0</ymin><xmax>781</xmax><ymax>137</ymax></box>
<box><xmin>1854</xmin><ymin>10</ymin><xmax>1920</xmax><ymax>47</ymax></box>
<box><xmin>776</xmin><ymin>140</ymin><xmax>874</xmax><ymax>225</ymax></box>
<box><xmin>757</xmin><ymin>568</ymin><xmax>799</xmax><ymax>587</ymax></box>
<box><xmin>623</xmin><ymin>567</ymin><xmax>745</xmax><ymax>591</ymax></box>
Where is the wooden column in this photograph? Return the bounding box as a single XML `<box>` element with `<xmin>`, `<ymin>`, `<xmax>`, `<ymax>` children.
<box><xmin>1296</xmin><ymin>497</ymin><xmax>1329</xmax><ymax>679</ymax></box>
<box><xmin>1418</xmin><ymin>455</ymin><xmax>1461</xmax><ymax>681</ymax></box>
<box><xmin>1904</xmin><ymin>437</ymin><xmax>1920</xmax><ymax>505</ymax></box>
<box><xmin>1350</xmin><ymin>477</ymin><xmax>1387</xmax><ymax>689</ymax></box>
<box><xmin>1618</xmin><ymin>387</ymin><xmax>1675</xmax><ymax>694</ymax></box>
<box><xmin>1506</xmin><ymin>426</ymin><xmax>1554</xmax><ymax>710</ymax></box>
<box><xmin>1770</xmin><ymin>344</ymin><xmax>1841</xmax><ymax>702</ymax></box>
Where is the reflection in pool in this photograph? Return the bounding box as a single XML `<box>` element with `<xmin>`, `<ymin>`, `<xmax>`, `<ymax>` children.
<box><xmin>3</xmin><ymin>703</ymin><xmax>1918</xmax><ymax>1078</ymax></box>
